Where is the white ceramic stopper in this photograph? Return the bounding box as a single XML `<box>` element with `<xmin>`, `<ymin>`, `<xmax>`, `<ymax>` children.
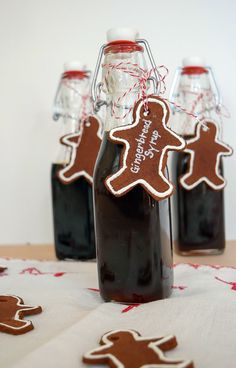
<box><xmin>182</xmin><ymin>56</ymin><xmax>206</xmax><ymax>67</ymax></box>
<box><xmin>107</xmin><ymin>27</ymin><xmax>139</xmax><ymax>42</ymax></box>
<box><xmin>63</xmin><ymin>61</ymin><xmax>86</xmax><ymax>72</ymax></box>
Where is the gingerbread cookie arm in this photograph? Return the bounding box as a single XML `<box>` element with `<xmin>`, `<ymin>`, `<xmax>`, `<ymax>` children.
<box><xmin>152</xmin><ymin>335</ymin><xmax>177</xmax><ymax>351</ymax></box>
<box><xmin>19</xmin><ymin>304</ymin><xmax>43</xmax><ymax>316</ymax></box>
<box><xmin>215</xmin><ymin>141</ymin><xmax>233</xmax><ymax>155</ymax></box>
<box><xmin>184</xmin><ymin>140</ymin><xmax>200</xmax><ymax>152</ymax></box>
<box><xmin>185</xmin><ymin>139</ymin><xmax>231</xmax><ymax>157</ymax></box>
<box><xmin>60</xmin><ymin>132</ymin><xmax>81</xmax><ymax>147</ymax></box>
<box><xmin>108</xmin><ymin>125</ymin><xmax>134</xmax><ymax>143</ymax></box>
<box><xmin>165</xmin><ymin>129</ymin><xmax>186</xmax><ymax>150</ymax></box>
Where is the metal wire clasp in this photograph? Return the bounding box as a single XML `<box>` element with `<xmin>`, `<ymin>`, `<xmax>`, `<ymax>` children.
<box><xmin>91</xmin><ymin>39</ymin><xmax>161</xmax><ymax>112</ymax></box>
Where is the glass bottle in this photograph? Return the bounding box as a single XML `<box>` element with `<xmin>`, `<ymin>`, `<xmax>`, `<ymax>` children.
<box><xmin>170</xmin><ymin>57</ymin><xmax>225</xmax><ymax>255</ymax></box>
<box><xmin>93</xmin><ymin>28</ymin><xmax>173</xmax><ymax>303</ymax></box>
<box><xmin>51</xmin><ymin>61</ymin><xmax>96</xmax><ymax>260</ymax></box>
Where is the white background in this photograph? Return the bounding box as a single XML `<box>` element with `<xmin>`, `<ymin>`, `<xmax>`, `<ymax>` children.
<box><xmin>0</xmin><ymin>0</ymin><xmax>235</xmax><ymax>244</ymax></box>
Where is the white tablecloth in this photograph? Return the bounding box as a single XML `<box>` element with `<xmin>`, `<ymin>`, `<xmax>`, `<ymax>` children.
<box><xmin>0</xmin><ymin>257</ymin><xmax>236</xmax><ymax>367</ymax></box>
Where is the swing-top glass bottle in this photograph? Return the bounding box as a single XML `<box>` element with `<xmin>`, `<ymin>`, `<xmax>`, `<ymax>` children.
<box><xmin>92</xmin><ymin>28</ymin><xmax>173</xmax><ymax>303</ymax></box>
<box><xmin>51</xmin><ymin>61</ymin><xmax>96</xmax><ymax>260</ymax></box>
<box><xmin>170</xmin><ymin>57</ymin><xmax>226</xmax><ymax>255</ymax></box>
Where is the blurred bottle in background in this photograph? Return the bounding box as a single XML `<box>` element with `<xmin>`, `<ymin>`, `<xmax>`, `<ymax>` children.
<box><xmin>51</xmin><ymin>61</ymin><xmax>96</xmax><ymax>260</ymax></box>
<box><xmin>170</xmin><ymin>57</ymin><xmax>226</xmax><ymax>255</ymax></box>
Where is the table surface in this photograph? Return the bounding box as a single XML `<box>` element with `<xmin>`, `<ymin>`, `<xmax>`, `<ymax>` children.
<box><xmin>0</xmin><ymin>241</ymin><xmax>235</xmax><ymax>265</ymax></box>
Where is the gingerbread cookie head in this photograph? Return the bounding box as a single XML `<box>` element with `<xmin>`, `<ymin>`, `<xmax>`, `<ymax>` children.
<box><xmin>105</xmin><ymin>95</ymin><xmax>186</xmax><ymax>201</ymax></box>
<box><xmin>0</xmin><ymin>295</ymin><xmax>42</xmax><ymax>335</ymax></box>
<box><xmin>180</xmin><ymin>120</ymin><xmax>233</xmax><ymax>190</ymax></box>
<box><xmin>83</xmin><ymin>329</ymin><xmax>194</xmax><ymax>368</ymax></box>
<box><xmin>134</xmin><ymin>96</ymin><xmax>170</xmax><ymax>124</ymax></box>
<box><xmin>57</xmin><ymin>115</ymin><xmax>102</xmax><ymax>185</ymax></box>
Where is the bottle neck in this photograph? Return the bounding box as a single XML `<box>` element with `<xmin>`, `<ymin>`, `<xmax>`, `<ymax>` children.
<box><xmin>171</xmin><ymin>69</ymin><xmax>219</xmax><ymax>136</ymax></box>
<box><xmin>102</xmin><ymin>46</ymin><xmax>147</xmax><ymax>131</ymax></box>
<box><xmin>53</xmin><ymin>74</ymin><xmax>90</xmax><ymax>164</ymax></box>
<box><xmin>54</xmin><ymin>73</ymin><xmax>90</xmax><ymax>132</ymax></box>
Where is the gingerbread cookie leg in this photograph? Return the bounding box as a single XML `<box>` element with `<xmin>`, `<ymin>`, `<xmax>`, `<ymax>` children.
<box><xmin>59</xmin><ymin>165</ymin><xmax>76</xmax><ymax>179</ymax></box>
<box><xmin>143</xmin><ymin>174</ymin><xmax>172</xmax><ymax>197</ymax></box>
<box><xmin>181</xmin><ymin>173</ymin><xmax>200</xmax><ymax>187</ymax></box>
<box><xmin>0</xmin><ymin>295</ymin><xmax>42</xmax><ymax>335</ymax></box>
<box><xmin>106</xmin><ymin>170</ymin><xmax>137</xmax><ymax>195</ymax></box>
<box><xmin>207</xmin><ymin>172</ymin><xmax>225</xmax><ymax>187</ymax></box>
<box><xmin>0</xmin><ymin>319</ymin><xmax>33</xmax><ymax>334</ymax></box>
<box><xmin>181</xmin><ymin>170</ymin><xmax>225</xmax><ymax>189</ymax></box>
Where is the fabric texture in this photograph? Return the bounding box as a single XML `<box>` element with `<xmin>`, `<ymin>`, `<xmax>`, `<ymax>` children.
<box><xmin>0</xmin><ymin>258</ymin><xmax>236</xmax><ymax>367</ymax></box>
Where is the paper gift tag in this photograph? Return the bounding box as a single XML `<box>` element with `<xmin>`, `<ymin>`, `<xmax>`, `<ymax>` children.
<box><xmin>105</xmin><ymin>95</ymin><xmax>186</xmax><ymax>201</ymax></box>
<box><xmin>180</xmin><ymin>120</ymin><xmax>233</xmax><ymax>190</ymax></box>
<box><xmin>58</xmin><ymin>116</ymin><xmax>102</xmax><ymax>185</ymax></box>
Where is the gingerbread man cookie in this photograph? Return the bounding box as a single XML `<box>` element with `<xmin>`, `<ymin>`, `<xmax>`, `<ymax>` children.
<box><xmin>105</xmin><ymin>96</ymin><xmax>185</xmax><ymax>201</ymax></box>
<box><xmin>58</xmin><ymin>115</ymin><xmax>102</xmax><ymax>185</ymax></box>
<box><xmin>180</xmin><ymin>121</ymin><xmax>233</xmax><ymax>190</ymax></box>
<box><xmin>0</xmin><ymin>295</ymin><xmax>42</xmax><ymax>335</ymax></box>
<box><xmin>83</xmin><ymin>329</ymin><xmax>194</xmax><ymax>367</ymax></box>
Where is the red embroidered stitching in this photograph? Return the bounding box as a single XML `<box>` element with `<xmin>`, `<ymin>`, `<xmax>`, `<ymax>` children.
<box><xmin>20</xmin><ymin>267</ymin><xmax>66</xmax><ymax>277</ymax></box>
<box><xmin>121</xmin><ymin>304</ymin><xmax>141</xmax><ymax>313</ymax></box>
<box><xmin>87</xmin><ymin>288</ymin><xmax>100</xmax><ymax>292</ymax></box>
<box><xmin>172</xmin><ymin>285</ymin><xmax>187</xmax><ymax>291</ymax></box>
<box><xmin>174</xmin><ymin>263</ymin><xmax>236</xmax><ymax>270</ymax></box>
<box><xmin>215</xmin><ymin>276</ymin><xmax>236</xmax><ymax>290</ymax></box>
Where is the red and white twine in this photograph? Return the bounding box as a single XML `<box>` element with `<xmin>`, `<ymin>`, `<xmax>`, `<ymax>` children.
<box><xmin>101</xmin><ymin>62</ymin><xmax>206</xmax><ymax>126</ymax></box>
<box><xmin>102</xmin><ymin>62</ymin><xmax>168</xmax><ymax>120</ymax></box>
<box><xmin>62</xmin><ymin>79</ymin><xmax>90</xmax><ymax>128</ymax></box>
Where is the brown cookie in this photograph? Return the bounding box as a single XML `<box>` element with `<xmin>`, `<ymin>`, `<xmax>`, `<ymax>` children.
<box><xmin>57</xmin><ymin>115</ymin><xmax>102</xmax><ymax>185</ymax></box>
<box><xmin>83</xmin><ymin>329</ymin><xmax>194</xmax><ymax>368</ymax></box>
<box><xmin>0</xmin><ymin>266</ymin><xmax>7</xmax><ymax>273</ymax></box>
<box><xmin>180</xmin><ymin>121</ymin><xmax>233</xmax><ymax>190</ymax></box>
<box><xmin>105</xmin><ymin>96</ymin><xmax>185</xmax><ymax>201</ymax></box>
<box><xmin>0</xmin><ymin>295</ymin><xmax>42</xmax><ymax>335</ymax></box>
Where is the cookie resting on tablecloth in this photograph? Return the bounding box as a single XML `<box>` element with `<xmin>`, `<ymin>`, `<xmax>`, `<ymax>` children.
<box><xmin>83</xmin><ymin>329</ymin><xmax>194</xmax><ymax>368</ymax></box>
<box><xmin>0</xmin><ymin>295</ymin><xmax>42</xmax><ymax>335</ymax></box>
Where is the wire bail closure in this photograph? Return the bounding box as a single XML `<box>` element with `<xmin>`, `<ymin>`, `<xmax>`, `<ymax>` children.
<box><xmin>169</xmin><ymin>66</ymin><xmax>222</xmax><ymax>114</ymax></box>
<box><xmin>91</xmin><ymin>39</ymin><xmax>161</xmax><ymax>113</ymax></box>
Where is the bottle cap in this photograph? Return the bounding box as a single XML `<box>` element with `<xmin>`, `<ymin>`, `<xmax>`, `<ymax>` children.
<box><xmin>182</xmin><ymin>56</ymin><xmax>206</xmax><ymax>67</ymax></box>
<box><xmin>107</xmin><ymin>27</ymin><xmax>139</xmax><ymax>42</ymax></box>
<box><xmin>63</xmin><ymin>61</ymin><xmax>86</xmax><ymax>72</ymax></box>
